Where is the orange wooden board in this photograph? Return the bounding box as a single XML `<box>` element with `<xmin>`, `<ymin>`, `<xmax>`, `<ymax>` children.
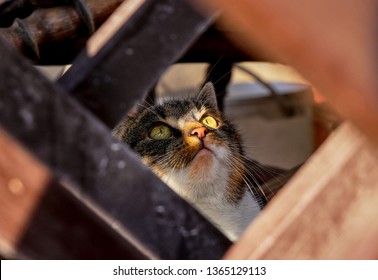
<box><xmin>225</xmin><ymin>124</ymin><xmax>378</xmax><ymax>259</ymax></box>
<box><xmin>0</xmin><ymin>128</ymin><xmax>50</xmax><ymax>256</ymax></box>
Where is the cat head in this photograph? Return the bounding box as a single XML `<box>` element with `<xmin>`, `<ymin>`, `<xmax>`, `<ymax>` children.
<box><xmin>113</xmin><ymin>83</ymin><xmax>247</xmax><ymax>204</ymax></box>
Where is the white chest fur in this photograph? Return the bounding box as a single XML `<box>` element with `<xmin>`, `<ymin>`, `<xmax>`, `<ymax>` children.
<box><xmin>160</xmin><ymin>150</ymin><xmax>261</xmax><ymax>241</ymax></box>
<box><xmin>197</xmin><ymin>191</ymin><xmax>260</xmax><ymax>241</ymax></box>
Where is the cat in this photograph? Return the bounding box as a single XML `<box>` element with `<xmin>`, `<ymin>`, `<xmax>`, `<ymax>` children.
<box><xmin>113</xmin><ymin>82</ymin><xmax>285</xmax><ymax>241</ymax></box>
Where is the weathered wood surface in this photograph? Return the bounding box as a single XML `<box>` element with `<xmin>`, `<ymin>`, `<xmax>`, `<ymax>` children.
<box><xmin>0</xmin><ymin>128</ymin><xmax>152</xmax><ymax>259</ymax></box>
<box><xmin>225</xmin><ymin>123</ymin><xmax>378</xmax><ymax>259</ymax></box>
<box><xmin>0</xmin><ymin>128</ymin><xmax>50</xmax><ymax>254</ymax></box>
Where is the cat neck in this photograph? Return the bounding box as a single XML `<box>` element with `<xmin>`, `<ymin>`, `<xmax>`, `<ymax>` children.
<box><xmin>160</xmin><ymin>162</ymin><xmax>261</xmax><ymax>241</ymax></box>
<box><xmin>198</xmin><ymin>190</ymin><xmax>260</xmax><ymax>241</ymax></box>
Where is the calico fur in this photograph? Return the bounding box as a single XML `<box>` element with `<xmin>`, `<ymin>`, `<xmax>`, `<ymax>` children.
<box><xmin>113</xmin><ymin>83</ymin><xmax>276</xmax><ymax>240</ymax></box>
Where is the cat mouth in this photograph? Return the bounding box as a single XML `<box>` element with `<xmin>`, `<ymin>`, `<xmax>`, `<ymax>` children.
<box><xmin>196</xmin><ymin>146</ymin><xmax>213</xmax><ymax>156</ymax></box>
<box><xmin>193</xmin><ymin>141</ymin><xmax>215</xmax><ymax>159</ymax></box>
<box><xmin>189</xmin><ymin>146</ymin><xmax>214</xmax><ymax>169</ymax></box>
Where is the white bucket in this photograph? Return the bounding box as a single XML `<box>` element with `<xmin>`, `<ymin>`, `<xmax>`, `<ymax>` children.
<box><xmin>224</xmin><ymin>82</ymin><xmax>313</xmax><ymax>169</ymax></box>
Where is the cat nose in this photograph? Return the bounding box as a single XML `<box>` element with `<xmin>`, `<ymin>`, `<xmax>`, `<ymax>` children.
<box><xmin>190</xmin><ymin>126</ymin><xmax>208</xmax><ymax>139</ymax></box>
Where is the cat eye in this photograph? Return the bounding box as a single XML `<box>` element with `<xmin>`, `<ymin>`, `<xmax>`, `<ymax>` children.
<box><xmin>200</xmin><ymin>116</ymin><xmax>218</xmax><ymax>129</ymax></box>
<box><xmin>149</xmin><ymin>124</ymin><xmax>172</xmax><ymax>140</ymax></box>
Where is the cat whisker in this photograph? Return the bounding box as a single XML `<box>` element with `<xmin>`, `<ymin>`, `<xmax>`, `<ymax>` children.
<box><xmin>134</xmin><ymin>102</ymin><xmax>162</xmax><ymax>119</ymax></box>
<box><xmin>144</xmin><ymin>93</ymin><xmax>156</xmax><ymax>107</ymax></box>
<box><xmin>241</xmin><ymin>176</ymin><xmax>267</xmax><ymax>207</ymax></box>
<box><xmin>241</xmin><ymin>173</ymin><xmax>270</xmax><ymax>207</ymax></box>
<box><xmin>233</xmin><ymin>153</ymin><xmax>284</xmax><ymax>190</ymax></box>
<box><xmin>148</xmin><ymin>155</ymin><xmax>175</xmax><ymax>171</ymax></box>
<box><xmin>224</xmin><ymin>154</ymin><xmax>270</xmax><ymax>206</ymax></box>
<box><xmin>147</xmin><ymin>150</ymin><xmax>189</xmax><ymax>176</ymax></box>
<box><xmin>202</xmin><ymin>55</ymin><xmax>225</xmax><ymax>84</ymax></box>
<box><xmin>210</xmin><ymin>70</ymin><xmax>233</xmax><ymax>90</ymax></box>
<box><xmin>246</xmin><ymin>161</ymin><xmax>287</xmax><ymax>193</ymax></box>
<box><xmin>162</xmin><ymin>159</ymin><xmax>180</xmax><ymax>185</ymax></box>
<box><xmin>136</xmin><ymin>99</ymin><xmax>154</xmax><ymax>109</ymax></box>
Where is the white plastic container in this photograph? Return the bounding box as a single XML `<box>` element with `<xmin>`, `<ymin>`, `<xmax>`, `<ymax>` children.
<box><xmin>224</xmin><ymin>82</ymin><xmax>313</xmax><ymax>169</ymax></box>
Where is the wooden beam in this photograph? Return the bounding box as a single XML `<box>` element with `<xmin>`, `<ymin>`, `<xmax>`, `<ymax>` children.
<box><xmin>0</xmin><ymin>128</ymin><xmax>50</xmax><ymax>255</ymax></box>
<box><xmin>0</xmin><ymin>128</ymin><xmax>152</xmax><ymax>259</ymax></box>
<box><xmin>225</xmin><ymin>123</ymin><xmax>378</xmax><ymax>259</ymax></box>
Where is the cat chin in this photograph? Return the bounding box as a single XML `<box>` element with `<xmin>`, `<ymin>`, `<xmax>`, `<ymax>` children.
<box><xmin>189</xmin><ymin>141</ymin><xmax>228</xmax><ymax>172</ymax></box>
<box><xmin>188</xmin><ymin>149</ymin><xmax>215</xmax><ymax>178</ymax></box>
<box><xmin>193</xmin><ymin>147</ymin><xmax>213</xmax><ymax>161</ymax></box>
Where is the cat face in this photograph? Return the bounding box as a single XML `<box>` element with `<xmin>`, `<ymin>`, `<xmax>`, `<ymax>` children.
<box><xmin>114</xmin><ymin>83</ymin><xmax>246</xmax><ymax>204</ymax></box>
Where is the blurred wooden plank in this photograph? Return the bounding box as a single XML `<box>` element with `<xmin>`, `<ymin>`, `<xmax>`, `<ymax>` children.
<box><xmin>0</xmin><ymin>128</ymin><xmax>152</xmax><ymax>259</ymax></box>
<box><xmin>0</xmin><ymin>128</ymin><xmax>50</xmax><ymax>254</ymax></box>
<box><xmin>192</xmin><ymin>0</ymin><xmax>378</xmax><ymax>146</ymax></box>
<box><xmin>225</xmin><ymin>123</ymin><xmax>378</xmax><ymax>259</ymax></box>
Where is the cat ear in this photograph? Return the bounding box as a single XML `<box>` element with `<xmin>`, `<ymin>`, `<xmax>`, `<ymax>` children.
<box><xmin>197</xmin><ymin>82</ymin><xmax>218</xmax><ymax>109</ymax></box>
